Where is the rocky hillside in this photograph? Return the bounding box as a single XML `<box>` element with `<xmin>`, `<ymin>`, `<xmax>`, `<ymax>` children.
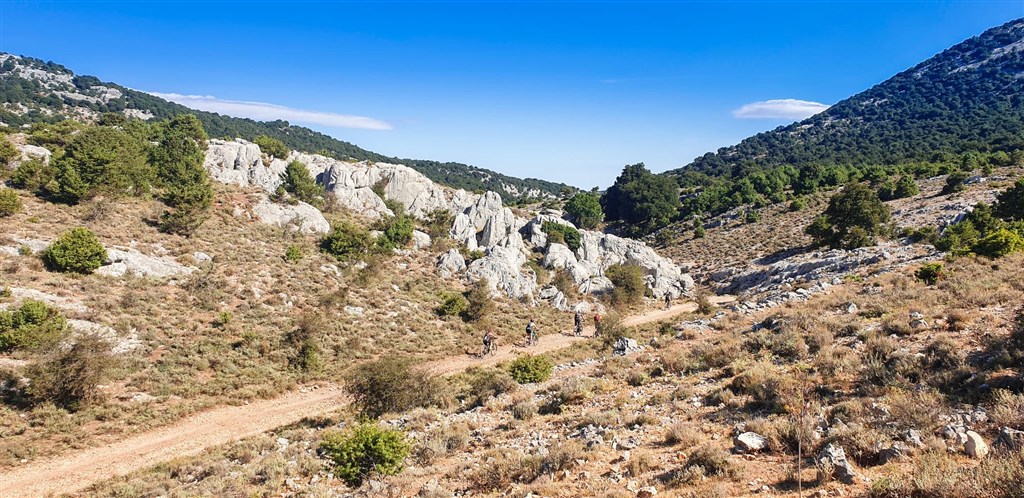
<box><xmin>0</xmin><ymin>53</ymin><xmax>571</xmax><ymax>202</ymax></box>
<box><xmin>668</xmin><ymin>18</ymin><xmax>1024</xmax><ymax>179</ymax></box>
<box><xmin>200</xmin><ymin>137</ymin><xmax>694</xmax><ymax>304</ymax></box>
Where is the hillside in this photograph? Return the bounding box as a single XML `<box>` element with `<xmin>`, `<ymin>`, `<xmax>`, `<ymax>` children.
<box><xmin>0</xmin><ymin>53</ymin><xmax>570</xmax><ymax>201</ymax></box>
<box><xmin>668</xmin><ymin>18</ymin><xmax>1024</xmax><ymax>179</ymax></box>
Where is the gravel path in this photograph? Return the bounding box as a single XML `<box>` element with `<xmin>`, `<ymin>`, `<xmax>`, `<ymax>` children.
<box><xmin>0</xmin><ymin>296</ymin><xmax>732</xmax><ymax>497</ymax></box>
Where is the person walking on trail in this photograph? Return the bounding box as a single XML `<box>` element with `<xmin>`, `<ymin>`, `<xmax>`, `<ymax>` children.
<box><xmin>482</xmin><ymin>330</ymin><xmax>496</xmax><ymax>356</ymax></box>
<box><xmin>664</xmin><ymin>293</ymin><xmax>672</xmax><ymax>310</ymax></box>
<box><xmin>525</xmin><ymin>319</ymin><xmax>538</xmax><ymax>346</ymax></box>
<box><xmin>593</xmin><ymin>312</ymin><xmax>602</xmax><ymax>337</ymax></box>
<box><xmin>574</xmin><ymin>310</ymin><xmax>583</xmax><ymax>336</ymax></box>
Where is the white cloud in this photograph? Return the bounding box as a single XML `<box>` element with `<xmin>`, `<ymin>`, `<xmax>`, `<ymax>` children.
<box><xmin>147</xmin><ymin>92</ymin><xmax>392</xmax><ymax>130</ymax></box>
<box><xmin>732</xmin><ymin>99</ymin><xmax>830</xmax><ymax>120</ymax></box>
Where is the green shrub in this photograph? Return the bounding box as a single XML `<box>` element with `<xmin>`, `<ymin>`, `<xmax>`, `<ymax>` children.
<box><xmin>915</xmin><ymin>263</ymin><xmax>946</xmax><ymax>285</ymax></box>
<box><xmin>424</xmin><ymin>208</ymin><xmax>454</xmax><ymax>239</ymax></box>
<box><xmin>438</xmin><ymin>292</ymin><xmax>469</xmax><ymax>317</ymax></box>
<box><xmin>972</xmin><ymin>228</ymin><xmax>1024</xmax><ymax>258</ymax></box>
<box><xmin>806</xmin><ymin>183</ymin><xmax>891</xmax><ymax>249</ymax></box>
<box><xmin>694</xmin><ymin>225</ymin><xmax>706</xmax><ymax>238</ymax></box>
<box><xmin>935</xmin><ymin>219</ymin><xmax>980</xmax><ymax>255</ymax></box>
<box><xmin>43</xmin><ymin>227</ymin><xmax>107</xmax><ymax>273</ymax></box>
<box><xmin>606</xmin><ymin>263</ymin><xmax>646</xmax><ymax>306</ymax></box>
<box><xmin>52</xmin><ymin>126</ymin><xmax>153</xmax><ymax>203</ymax></box>
<box><xmin>10</xmin><ymin>158</ymin><xmax>54</xmax><ymax>192</ymax></box>
<box><xmin>159</xmin><ymin>181</ymin><xmax>213</xmax><ymax>236</ymax></box>
<box><xmin>789</xmin><ymin>198</ymin><xmax>806</xmax><ymax>212</ymax></box>
<box><xmin>941</xmin><ymin>171</ymin><xmax>969</xmax><ymax>195</ymax></box>
<box><xmin>508</xmin><ymin>354</ymin><xmax>553</xmax><ymax>384</ymax></box>
<box><xmin>321</xmin><ymin>423</ymin><xmax>410</xmax><ymax>486</ymax></box>
<box><xmin>461</xmin><ymin>367</ymin><xmax>518</xmax><ymax>407</ymax></box>
<box><xmin>0</xmin><ymin>300</ymin><xmax>68</xmax><ymax>351</ymax></box>
<box><xmin>744</xmin><ymin>208</ymin><xmax>761</xmax><ymax>224</ymax></box>
<box><xmin>281</xmin><ymin>160</ymin><xmax>324</xmax><ymax>207</ymax></box>
<box><xmin>346</xmin><ymin>357</ymin><xmax>444</xmax><ymax>418</ymax></box>
<box><xmin>321</xmin><ymin>222</ymin><xmax>375</xmax><ymax>261</ymax></box>
<box><xmin>541</xmin><ymin>221</ymin><xmax>581</xmax><ymax>251</ymax></box>
<box><xmin>284</xmin><ymin>244</ymin><xmax>304</xmax><ymax>262</ymax></box>
<box><xmin>994</xmin><ymin>178</ymin><xmax>1024</xmax><ymax>222</ymax></box>
<box><xmin>563</xmin><ymin>192</ymin><xmax>603</xmax><ymax>229</ymax></box>
<box><xmin>253</xmin><ymin>135</ymin><xmax>289</xmax><ymax>159</ymax></box>
<box><xmin>153</xmin><ymin>115</ymin><xmax>213</xmax><ymax>236</ymax></box>
<box><xmin>0</xmin><ymin>134</ymin><xmax>17</xmax><ymax>166</ymax></box>
<box><xmin>464</xmin><ymin>278</ymin><xmax>493</xmax><ymax>322</ymax></box>
<box><xmin>377</xmin><ymin>213</ymin><xmax>415</xmax><ymax>250</ymax></box>
<box><xmin>26</xmin><ymin>332</ymin><xmax>114</xmax><ymax>411</ymax></box>
<box><xmin>0</xmin><ymin>188</ymin><xmax>22</xmax><ymax>217</ymax></box>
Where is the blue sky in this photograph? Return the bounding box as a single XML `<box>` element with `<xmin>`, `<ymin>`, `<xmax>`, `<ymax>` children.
<box><xmin>1</xmin><ymin>1</ymin><xmax>1022</xmax><ymax>188</ymax></box>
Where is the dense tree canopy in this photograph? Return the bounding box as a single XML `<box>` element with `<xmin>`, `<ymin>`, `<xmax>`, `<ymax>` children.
<box><xmin>563</xmin><ymin>192</ymin><xmax>603</xmax><ymax>229</ymax></box>
<box><xmin>601</xmin><ymin>163</ymin><xmax>680</xmax><ymax>235</ymax></box>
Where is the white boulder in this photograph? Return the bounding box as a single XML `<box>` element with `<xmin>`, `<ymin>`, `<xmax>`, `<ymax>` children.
<box><xmin>252</xmin><ymin>199</ymin><xmax>330</xmax><ymax>234</ymax></box>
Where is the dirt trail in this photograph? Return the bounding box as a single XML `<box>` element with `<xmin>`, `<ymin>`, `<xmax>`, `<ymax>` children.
<box><xmin>0</xmin><ymin>296</ymin><xmax>732</xmax><ymax>498</ymax></box>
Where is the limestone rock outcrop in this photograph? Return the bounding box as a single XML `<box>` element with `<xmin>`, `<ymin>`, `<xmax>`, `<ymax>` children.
<box><xmin>252</xmin><ymin>198</ymin><xmax>330</xmax><ymax>234</ymax></box>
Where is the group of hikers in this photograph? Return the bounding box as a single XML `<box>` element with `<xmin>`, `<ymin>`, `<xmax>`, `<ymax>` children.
<box><xmin>480</xmin><ymin>310</ymin><xmax>604</xmax><ymax>356</ymax></box>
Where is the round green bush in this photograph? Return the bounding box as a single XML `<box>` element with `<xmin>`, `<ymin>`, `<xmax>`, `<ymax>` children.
<box><xmin>0</xmin><ymin>188</ymin><xmax>23</xmax><ymax>217</ymax></box>
<box><xmin>508</xmin><ymin>354</ymin><xmax>554</xmax><ymax>384</ymax></box>
<box><xmin>321</xmin><ymin>423</ymin><xmax>410</xmax><ymax>486</ymax></box>
<box><xmin>43</xmin><ymin>227</ymin><xmax>108</xmax><ymax>273</ymax></box>
<box><xmin>973</xmin><ymin>228</ymin><xmax>1024</xmax><ymax>258</ymax></box>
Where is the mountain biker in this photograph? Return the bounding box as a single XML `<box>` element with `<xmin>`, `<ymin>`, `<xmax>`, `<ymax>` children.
<box><xmin>525</xmin><ymin>319</ymin><xmax>537</xmax><ymax>346</ymax></box>
<box><xmin>483</xmin><ymin>330</ymin><xmax>496</xmax><ymax>356</ymax></box>
<box><xmin>574</xmin><ymin>310</ymin><xmax>583</xmax><ymax>336</ymax></box>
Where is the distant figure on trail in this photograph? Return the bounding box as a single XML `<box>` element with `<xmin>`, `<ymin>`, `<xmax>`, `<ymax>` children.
<box><xmin>525</xmin><ymin>319</ymin><xmax>538</xmax><ymax>346</ymax></box>
<box><xmin>664</xmin><ymin>293</ymin><xmax>672</xmax><ymax>310</ymax></box>
<box><xmin>482</xmin><ymin>329</ymin><xmax>496</xmax><ymax>356</ymax></box>
<box><xmin>574</xmin><ymin>310</ymin><xmax>583</xmax><ymax>336</ymax></box>
<box><xmin>594</xmin><ymin>312</ymin><xmax>602</xmax><ymax>337</ymax></box>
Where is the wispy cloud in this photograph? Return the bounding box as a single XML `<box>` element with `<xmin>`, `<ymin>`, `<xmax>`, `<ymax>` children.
<box><xmin>732</xmin><ymin>99</ymin><xmax>830</xmax><ymax>120</ymax></box>
<box><xmin>147</xmin><ymin>92</ymin><xmax>393</xmax><ymax>130</ymax></box>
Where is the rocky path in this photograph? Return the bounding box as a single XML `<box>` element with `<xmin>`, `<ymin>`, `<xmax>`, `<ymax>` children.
<box><xmin>0</xmin><ymin>297</ymin><xmax>731</xmax><ymax>498</ymax></box>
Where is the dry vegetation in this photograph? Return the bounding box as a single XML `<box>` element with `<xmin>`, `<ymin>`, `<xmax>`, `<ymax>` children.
<box><xmin>0</xmin><ymin>184</ymin><xmax>568</xmax><ymax>469</ymax></box>
<box><xmin>74</xmin><ymin>248</ymin><xmax>1024</xmax><ymax>497</ymax></box>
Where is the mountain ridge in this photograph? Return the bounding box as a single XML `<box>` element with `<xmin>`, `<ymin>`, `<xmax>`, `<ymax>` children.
<box><xmin>667</xmin><ymin>18</ymin><xmax>1024</xmax><ymax>179</ymax></box>
<box><xmin>0</xmin><ymin>53</ymin><xmax>570</xmax><ymax>202</ymax></box>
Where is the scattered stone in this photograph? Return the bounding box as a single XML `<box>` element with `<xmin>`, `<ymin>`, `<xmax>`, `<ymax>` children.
<box><xmin>817</xmin><ymin>443</ymin><xmax>857</xmax><ymax>484</ymax></box>
<box><xmin>192</xmin><ymin>251</ymin><xmax>212</xmax><ymax>263</ymax></box>
<box><xmin>612</xmin><ymin>337</ymin><xmax>643</xmax><ymax>356</ymax></box>
<box><xmin>343</xmin><ymin>306</ymin><xmax>365</xmax><ymax>316</ymax></box>
<box><xmin>734</xmin><ymin>432</ymin><xmax>769</xmax><ymax>453</ymax></box>
<box><xmin>636</xmin><ymin>487</ymin><xmax>657</xmax><ymax>498</ymax></box>
<box><xmin>997</xmin><ymin>427</ymin><xmax>1024</xmax><ymax>451</ymax></box>
<box><xmin>843</xmin><ymin>302</ymin><xmax>858</xmax><ymax>314</ymax></box>
<box><xmin>412</xmin><ymin>230</ymin><xmax>432</xmax><ymax>250</ymax></box>
<box><xmin>964</xmin><ymin>431</ymin><xmax>989</xmax><ymax>459</ymax></box>
<box><xmin>96</xmin><ymin>247</ymin><xmax>194</xmax><ymax>279</ymax></box>
<box><xmin>903</xmin><ymin>429</ymin><xmax>926</xmax><ymax>449</ymax></box>
<box><xmin>879</xmin><ymin>441</ymin><xmax>912</xmax><ymax>463</ymax></box>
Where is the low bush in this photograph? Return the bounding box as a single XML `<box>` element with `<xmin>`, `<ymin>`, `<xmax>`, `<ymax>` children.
<box><xmin>0</xmin><ymin>299</ymin><xmax>68</xmax><ymax>351</ymax></box>
<box><xmin>253</xmin><ymin>135</ymin><xmax>289</xmax><ymax>159</ymax></box>
<box><xmin>0</xmin><ymin>188</ymin><xmax>23</xmax><ymax>217</ymax></box>
<box><xmin>941</xmin><ymin>171</ymin><xmax>969</xmax><ymax>195</ymax></box>
<box><xmin>320</xmin><ymin>221</ymin><xmax>375</xmax><ymax>261</ymax></box>
<box><xmin>284</xmin><ymin>244</ymin><xmax>303</xmax><ymax>262</ymax></box>
<box><xmin>541</xmin><ymin>221</ymin><xmax>581</xmax><ymax>251</ymax></box>
<box><xmin>280</xmin><ymin>160</ymin><xmax>324</xmax><ymax>207</ymax></box>
<box><xmin>10</xmin><ymin>158</ymin><xmax>54</xmax><ymax>192</ymax></box>
<box><xmin>606</xmin><ymin>263</ymin><xmax>646</xmax><ymax>307</ymax></box>
<box><xmin>915</xmin><ymin>262</ymin><xmax>946</xmax><ymax>285</ymax></box>
<box><xmin>460</xmin><ymin>367</ymin><xmax>518</xmax><ymax>407</ymax></box>
<box><xmin>320</xmin><ymin>423</ymin><xmax>410</xmax><ymax>486</ymax></box>
<box><xmin>376</xmin><ymin>212</ymin><xmax>415</xmax><ymax>251</ymax></box>
<box><xmin>464</xmin><ymin>278</ymin><xmax>493</xmax><ymax>322</ymax></box>
<box><xmin>345</xmin><ymin>357</ymin><xmax>445</xmax><ymax>418</ymax></box>
<box><xmin>437</xmin><ymin>292</ymin><xmax>469</xmax><ymax>317</ymax></box>
<box><xmin>508</xmin><ymin>354</ymin><xmax>553</xmax><ymax>384</ymax></box>
<box><xmin>973</xmin><ymin>228</ymin><xmax>1024</xmax><ymax>258</ymax></box>
<box><xmin>26</xmin><ymin>333</ymin><xmax>114</xmax><ymax>411</ymax></box>
<box><xmin>43</xmin><ymin>227</ymin><xmax>107</xmax><ymax>273</ymax></box>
